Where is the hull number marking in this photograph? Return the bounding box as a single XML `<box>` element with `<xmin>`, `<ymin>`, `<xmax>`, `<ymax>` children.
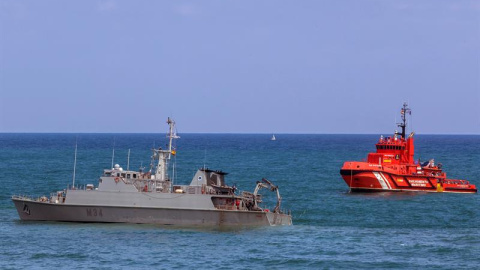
<box><xmin>86</xmin><ymin>208</ymin><xmax>103</xmax><ymax>217</ymax></box>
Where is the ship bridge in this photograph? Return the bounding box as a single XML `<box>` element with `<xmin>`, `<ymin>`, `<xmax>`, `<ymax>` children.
<box><xmin>367</xmin><ymin>133</ymin><xmax>414</xmax><ymax>165</ymax></box>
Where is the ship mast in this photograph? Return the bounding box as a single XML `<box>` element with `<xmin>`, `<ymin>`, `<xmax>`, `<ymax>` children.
<box><xmin>72</xmin><ymin>139</ymin><xmax>78</xmax><ymax>188</ymax></box>
<box><xmin>397</xmin><ymin>102</ymin><xmax>411</xmax><ymax>139</ymax></box>
<box><xmin>153</xmin><ymin>117</ymin><xmax>179</xmax><ymax>181</ymax></box>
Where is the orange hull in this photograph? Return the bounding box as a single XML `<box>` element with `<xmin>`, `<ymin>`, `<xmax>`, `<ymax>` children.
<box><xmin>340</xmin><ymin>162</ymin><xmax>477</xmax><ymax>193</ymax></box>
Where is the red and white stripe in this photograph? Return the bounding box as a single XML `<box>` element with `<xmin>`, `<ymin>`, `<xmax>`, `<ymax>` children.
<box><xmin>373</xmin><ymin>172</ymin><xmax>393</xmax><ymax>190</ymax></box>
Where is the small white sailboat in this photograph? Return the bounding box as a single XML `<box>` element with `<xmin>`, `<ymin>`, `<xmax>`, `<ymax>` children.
<box><xmin>271</xmin><ymin>134</ymin><xmax>276</xmax><ymax>141</ymax></box>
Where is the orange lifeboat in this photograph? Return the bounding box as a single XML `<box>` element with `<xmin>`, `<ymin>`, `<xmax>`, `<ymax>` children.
<box><xmin>340</xmin><ymin>103</ymin><xmax>477</xmax><ymax>193</ymax></box>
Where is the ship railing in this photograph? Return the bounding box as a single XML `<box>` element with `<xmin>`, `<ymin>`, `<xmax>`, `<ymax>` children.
<box><xmin>443</xmin><ymin>179</ymin><xmax>470</xmax><ymax>185</ymax></box>
<box><xmin>215</xmin><ymin>205</ymin><xmax>237</xmax><ymax>211</ymax></box>
<box><xmin>49</xmin><ymin>190</ymin><xmax>67</xmax><ymax>203</ymax></box>
<box><xmin>12</xmin><ymin>195</ymin><xmax>34</xmax><ymax>201</ymax></box>
<box><xmin>12</xmin><ymin>194</ymin><xmax>52</xmax><ymax>203</ymax></box>
<box><xmin>256</xmin><ymin>204</ymin><xmax>291</xmax><ymax>215</ymax></box>
<box><xmin>275</xmin><ymin>207</ymin><xmax>290</xmax><ymax>215</ymax></box>
<box><xmin>212</xmin><ymin>202</ymin><xmax>291</xmax><ymax>215</ymax></box>
<box><xmin>67</xmin><ymin>184</ymin><xmax>89</xmax><ymax>191</ymax></box>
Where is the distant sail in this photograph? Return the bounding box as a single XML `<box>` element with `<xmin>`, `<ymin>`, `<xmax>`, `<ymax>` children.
<box><xmin>271</xmin><ymin>134</ymin><xmax>276</xmax><ymax>141</ymax></box>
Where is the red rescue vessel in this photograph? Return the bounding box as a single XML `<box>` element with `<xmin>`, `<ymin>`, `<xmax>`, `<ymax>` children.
<box><xmin>340</xmin><ymin>103</ymin><xmax>477</xmax><ymax>193</ymax></box>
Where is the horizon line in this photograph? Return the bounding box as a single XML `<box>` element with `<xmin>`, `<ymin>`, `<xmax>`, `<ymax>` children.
<box><xmin>1</xmin><ymin>132</ymin><xmax>479</xmax><ymax>136</ymax></box>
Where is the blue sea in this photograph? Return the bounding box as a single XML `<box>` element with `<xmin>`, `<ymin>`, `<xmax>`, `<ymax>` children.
<box><xmin>0</xmin><ymin>134</ymin><xmax>479</xmax><ymax>269</ymax></box>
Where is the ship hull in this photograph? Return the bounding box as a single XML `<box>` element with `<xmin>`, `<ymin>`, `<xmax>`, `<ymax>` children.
<box><xmin>340</xmin><ymin>169</ymin><xmax>477</xmax><ymax>194</ymax></box>
<box><xmin>12</xmin><ymin>198</ymin><xmax>292</xmax><ymax>226</ymax></box>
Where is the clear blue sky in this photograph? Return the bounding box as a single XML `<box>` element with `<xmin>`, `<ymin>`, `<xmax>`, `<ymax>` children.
<box><xmin>0</xmin><ymin>0</ymin><xmax>479</xmax><ymax>134</ymax></box>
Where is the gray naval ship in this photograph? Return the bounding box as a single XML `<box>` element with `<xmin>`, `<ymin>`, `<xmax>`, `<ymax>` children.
<box><xmin>12</xmin><ymin>118</ymin><xmax>292</xmax><ymax>226</ymax></box>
